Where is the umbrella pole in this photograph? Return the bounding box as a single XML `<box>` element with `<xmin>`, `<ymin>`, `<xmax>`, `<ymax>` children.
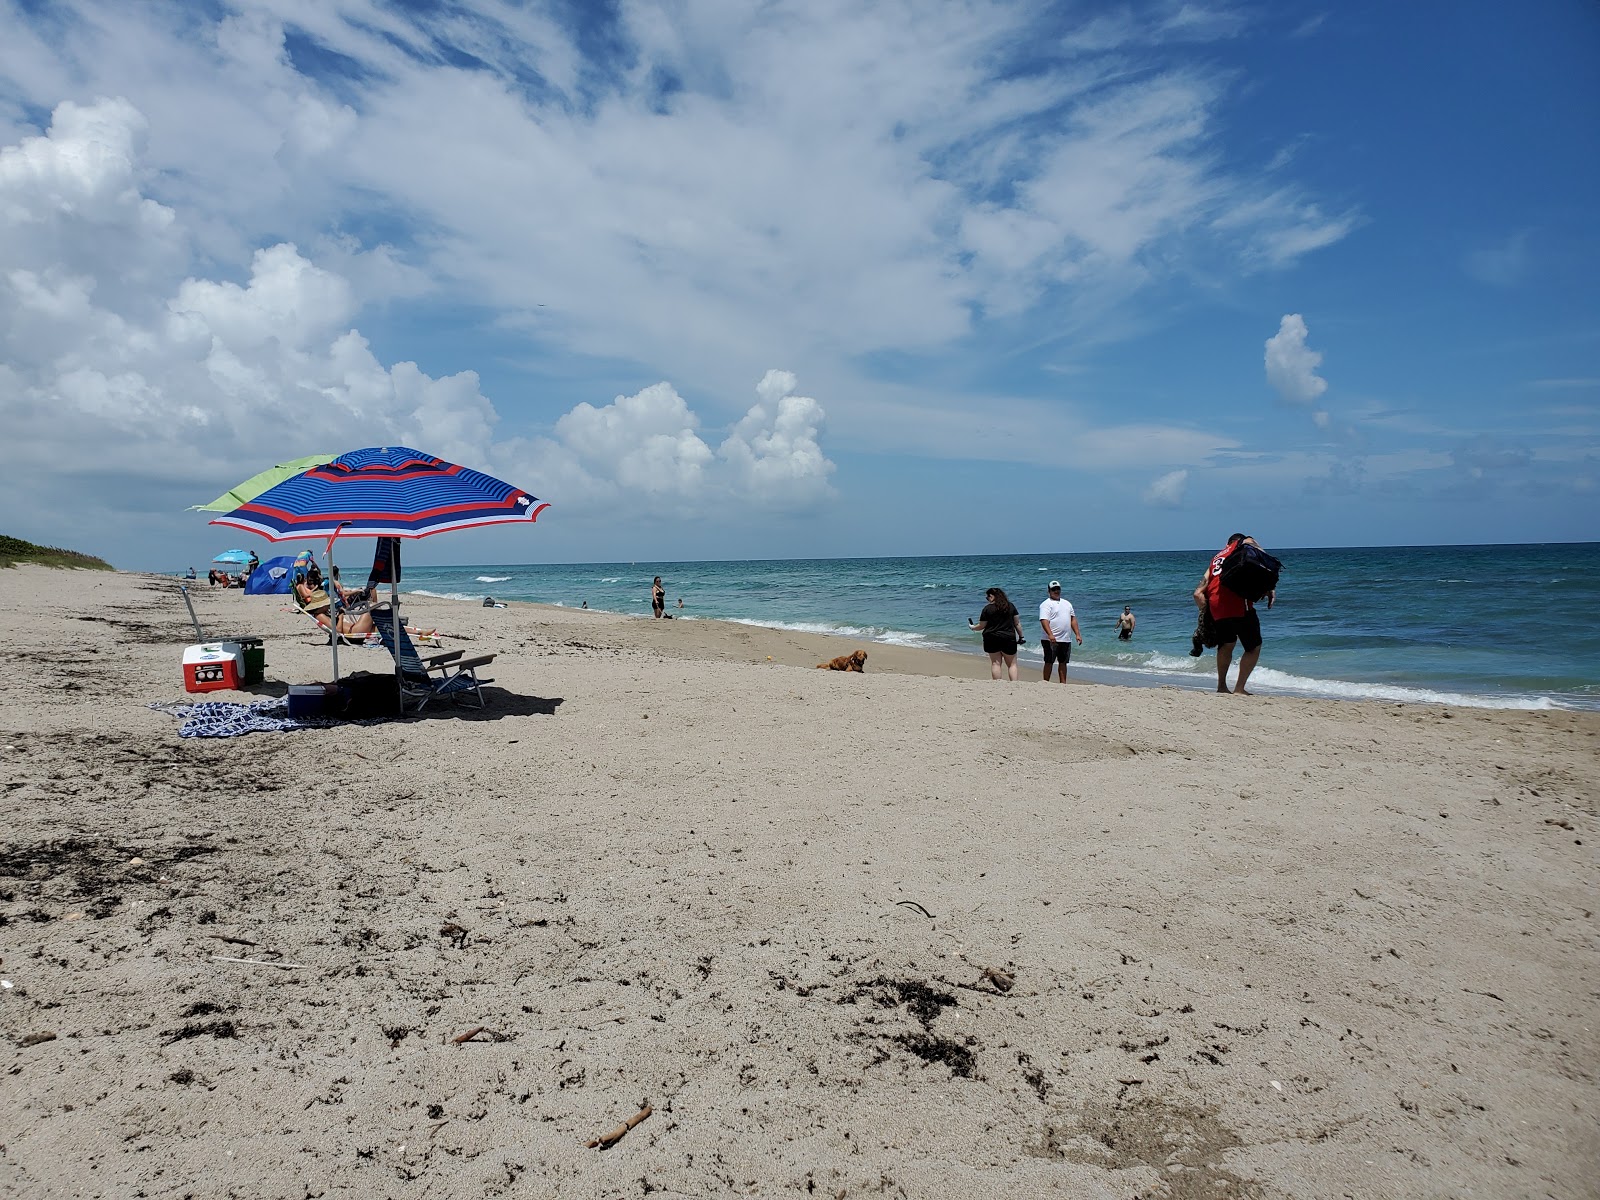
<box><xmin>327</xmin><ymin>545</ymin><xmax>341</xmax><ymax>683</ymax></box>
<box><xmin>389</xmin><ymin>539</ymin><xmax>402</xmax><ymax>715</ymax></box>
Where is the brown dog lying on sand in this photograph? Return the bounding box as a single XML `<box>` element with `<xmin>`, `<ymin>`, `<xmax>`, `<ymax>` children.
<box><xmin>816</xmin><ymin>650</ymin><xmax>868</xmax><ymax>672</ymax></box>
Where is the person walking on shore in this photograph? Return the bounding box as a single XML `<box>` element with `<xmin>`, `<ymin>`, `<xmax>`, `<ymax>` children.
<box><xmin>1116</xmin><ymin>606</ymin><xmax>1136</xmax><ymax>641</ymax></box>
<box><xmin>970</xmin><ymin>587</ymin><xmax>1024</xmax><ymax>681</ymax></box>
<box><xmin>1194</xmin><ymin>534</ymin><xmax>1275</xmax><ymax>695</ymax></box>
<box><xmin>1038</xmin><ymin>580</ymin><xmax>1082</xmax><ymax>683</ymax></box>
<box><xmin>651</xmin><ymin>576</ymin><xmax>665</xmax><ymax>618</ymax></box>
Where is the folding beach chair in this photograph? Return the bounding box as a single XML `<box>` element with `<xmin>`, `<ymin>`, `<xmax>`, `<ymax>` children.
<box><xmin>370</xmin><ymin>607</ymin><xmax>495</xmax><ymax>710</ymax></box>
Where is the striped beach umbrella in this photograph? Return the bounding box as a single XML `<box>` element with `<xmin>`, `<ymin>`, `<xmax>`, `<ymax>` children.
<box><xmin>208</xmin><ymin>446</ymin><xmax>548</xmax><ymax>541</ymax></box>
<box><xmin>203</xmin><ymin>446</ymin><xmax>546</xmax><ymax>708</ymax></box>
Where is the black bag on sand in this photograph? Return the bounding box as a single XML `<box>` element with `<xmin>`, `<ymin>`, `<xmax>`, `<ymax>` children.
<box><xmin>340</xmin><ymin>670</ymin><xmax>401</xmax><ymax>719</ymax></box>
<box><xmin>1219</xmin><ymin>543</ymin><xmax>1282</xmax><ymax>602</ymax></box>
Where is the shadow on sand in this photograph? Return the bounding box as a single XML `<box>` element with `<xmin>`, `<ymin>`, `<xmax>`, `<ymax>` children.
<box><xmin>230</xmin><ymin>681</ymin><xmax>562</xmax><ymax>721</ymax></box>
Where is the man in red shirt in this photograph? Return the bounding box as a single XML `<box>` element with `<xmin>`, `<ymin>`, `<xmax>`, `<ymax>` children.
<box><xmin>1193</xmin><ymin>533</ymin><xmax>1275</xmax><ymax>695</ymax></box>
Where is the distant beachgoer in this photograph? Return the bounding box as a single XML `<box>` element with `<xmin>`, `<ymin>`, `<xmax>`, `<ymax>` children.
<box><xmin>970</xmin><ymin>587</ymin><xmax>1023</xmax><ymax>682</ymax></box>
<box><xmin>185</xmin><ymin>566</ymin><xmax>196</xmax><ymax>580</ymax></box>
<box><xmin>581</xmin><ymin>600</ymin><xmax>587</xmax><ymax>609</ymax></box>
<box><xmin>1193</xmin><ymin>534</ymin><xmax>1275</xmax><ymax>695</ymax></box>
<box><xmin>292</xmin><ymin>550</ymin><xmax>324</xmax><ymax>589</ymax></box>
<box><xmin>652</xmin><ymin>576</ymin><xmax>665</xmax><ymax>618</ymax></box>
<box><xmin>245</xmin><ymin>550</ymin><xmax>259</xmax><ymax>579</ymax></box>
<box><xmin>677</xmin><ymin>597</ymin><xmax>684</xmax><ymax>610</ymax></box>
<box><xmin>1116</xmin><ymin>606</ymin><xmax>1136</xmax><ymax>641</ymax></box>
<box><xmin>1038</xmin><ymin>580</ymin><xmax>1082</xmax><ymax>683</ymax></box>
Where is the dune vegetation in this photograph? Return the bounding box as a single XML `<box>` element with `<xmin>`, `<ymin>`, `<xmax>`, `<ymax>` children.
<box><xmin>0</xmin><ymin>534</ymin><xmax>114</xmax><ymax>570</ymax></box>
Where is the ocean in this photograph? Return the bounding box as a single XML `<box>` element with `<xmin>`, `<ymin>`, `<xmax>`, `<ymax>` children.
<box><xmin>394</xmin><ymin>543</ymin><xmax>1600</xmax><ymax>711</ymax></box>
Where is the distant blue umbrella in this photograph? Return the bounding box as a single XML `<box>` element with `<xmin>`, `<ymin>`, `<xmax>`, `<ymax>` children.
<box><xmin>212</xmin><ymin>548</ymin><xmax>253</xmax><ymax>564</ymax></box>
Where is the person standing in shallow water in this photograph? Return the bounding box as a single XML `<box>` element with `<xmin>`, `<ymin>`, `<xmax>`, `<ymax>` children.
<box><xmin>651</xmin><ymin>576</ymin><xmax>665</xmax><ymax>618</ymax></box>
<box><xmin>1194</xmin><ymin>534</ymin><xmax>1274</xmax><ymax>695</ymax></box>
<box><xmin>1116</xmin><ymin>606</ymin><xmax>1136</xmax><ymax>641</ymax></box>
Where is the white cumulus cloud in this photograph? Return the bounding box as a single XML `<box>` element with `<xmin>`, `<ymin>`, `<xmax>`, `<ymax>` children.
<box><xmin>523</xmin><ymin>371</ymin><xmax>835</xmax><ymax>514</ymax></box>
<box><xmin>0</xmin><ymin>98</ymin><xmax>834</xmax><ymax>545</ymax></box>
<box><xmin>1264</xmin><ymin>313</ymin><xmax>1327</xmax><ymax>406</ymax></box>
<box><xmin>719</xmin><ymin>370</ymin><xmax>836</xmax><ymax>508</ymax></box>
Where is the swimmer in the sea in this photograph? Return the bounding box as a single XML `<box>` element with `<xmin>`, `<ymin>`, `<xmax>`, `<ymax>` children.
<box><xmin>1116</xmin><ymin>606</ymin><xmax>1136</xmax><ymax>641</ymax></box>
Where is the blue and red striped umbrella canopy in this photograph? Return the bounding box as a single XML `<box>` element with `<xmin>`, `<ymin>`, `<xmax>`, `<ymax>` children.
<box><xmin>209</xmin><ymin>446</ymin><xmax>548</xmax><ymax>541</ymax></box>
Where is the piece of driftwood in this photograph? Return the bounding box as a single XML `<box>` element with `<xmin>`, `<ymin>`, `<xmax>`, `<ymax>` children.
<box><xmin>449</xmin><ymin>1026</ymin><xmax>508</xmax><ymax>1044</ymax></box>
<box><xmin>585</xmin><ymin>1103</ymin><xmax>652</xmax><ymax>1149</ymax></box>
<box><xmin>212</xmin><ymin>955</ymin><xmax>309</xmax><ymax>970</ymax></box>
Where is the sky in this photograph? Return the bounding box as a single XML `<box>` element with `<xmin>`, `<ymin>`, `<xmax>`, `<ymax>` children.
<box><xmin>0</xmin><ymin>0</ymin><xmax>1596</xmax><ymax>572</ymax></box>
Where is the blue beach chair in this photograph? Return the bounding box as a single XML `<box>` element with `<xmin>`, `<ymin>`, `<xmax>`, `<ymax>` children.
<box><xmin>370</xmin><ymin>607</ymin><xmax>495</xmax><ymax>711</ymax></box>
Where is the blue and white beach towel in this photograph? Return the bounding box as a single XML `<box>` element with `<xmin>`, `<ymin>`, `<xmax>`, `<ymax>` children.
<box><xmin>150</xmin><ymin>698</ymin><xmax>353</xmax><ymax>739</ymax></box>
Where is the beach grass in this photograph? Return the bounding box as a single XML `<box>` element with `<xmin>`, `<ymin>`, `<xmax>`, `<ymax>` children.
<box><xmin>0</xmin><ymin>534</ymin><xmax>114</xmax><ymax>571</ymax></box>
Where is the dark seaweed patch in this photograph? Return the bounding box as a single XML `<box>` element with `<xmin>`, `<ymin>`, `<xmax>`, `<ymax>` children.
<box><xmin>842</xmin><ymin>976</ymin><xmax>957</xmax><ymax>1029</ymax></box>
<box><xmin>894</xmin><ymin>1032</ymin><xmax>977</xmax><ymax>1077</ymax></box>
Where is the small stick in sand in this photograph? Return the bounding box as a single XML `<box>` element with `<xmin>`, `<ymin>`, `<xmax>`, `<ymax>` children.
<box><xmin>585</xmin><ymin>1102</ymin><xmax>652</xmax><ymax>1149</ymax></box>
<box><xmin>895</xmin><ymin>900</ymin><xmax>935</xmax><ymax>919</ymax></box>
<box><xmin>212</xmin><ymin>955</ymin><xmax>309</xmax><ymax>970</ymax></box>
<box><xmin>449</xmin><ymin>1026</ymin><xmax>508</xmax><ymax>1044</ymax></box>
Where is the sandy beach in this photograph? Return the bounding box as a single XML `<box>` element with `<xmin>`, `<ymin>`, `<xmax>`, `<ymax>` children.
<box><xmin>1</xmin><ymin>564</ymin><xmax>1596</xmax><ymax>1199</ymax></box>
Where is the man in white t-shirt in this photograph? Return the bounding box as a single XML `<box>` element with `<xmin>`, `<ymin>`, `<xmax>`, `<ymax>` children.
<box><xmin>1038</xmin><ymin>580</ymin><xmax>1083</xmax><ymax>683</ymax></box>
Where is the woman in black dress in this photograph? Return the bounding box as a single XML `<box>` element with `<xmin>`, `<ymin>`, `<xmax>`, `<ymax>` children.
<box><xmin>651</xmin><ymin>576</ymin><xmax>666</xmax><ymax>618</ymax></box>
<box><xmin>970</xmin><ymin>587</ymin><xmax>1024</xmax><ymax>681</ymax></box>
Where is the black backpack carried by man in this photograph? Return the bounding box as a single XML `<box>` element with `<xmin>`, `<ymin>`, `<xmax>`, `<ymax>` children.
<box><xmin>1219</xmin><ymin>541</ymin><xmax>1282</xmax><ymax>603</ymax></box>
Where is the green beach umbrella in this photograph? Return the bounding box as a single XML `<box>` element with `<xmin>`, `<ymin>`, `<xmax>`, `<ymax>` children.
<box><xmin>192</xmin><ymin>454</ymin><xmax>337</xmax><ymax>512</ymax></box>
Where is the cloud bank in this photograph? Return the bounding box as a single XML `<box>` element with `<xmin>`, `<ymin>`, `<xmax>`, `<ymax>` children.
<box><xmin>0</xmin><ymin>98</ymin><xmax>831</xmax><ymax>524</ymax></box>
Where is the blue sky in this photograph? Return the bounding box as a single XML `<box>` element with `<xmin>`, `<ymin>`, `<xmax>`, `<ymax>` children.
<box><xmin>0</xmin><ymin>0</ymin><xmax>1595</xmax><ymax>571</ymax></box>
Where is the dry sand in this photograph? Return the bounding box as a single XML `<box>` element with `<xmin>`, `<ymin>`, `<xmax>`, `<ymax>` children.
<box><xmin>1</xmin><ymin>564</ymin><xmax>1596</xmax><ymax>1199</ymax></box>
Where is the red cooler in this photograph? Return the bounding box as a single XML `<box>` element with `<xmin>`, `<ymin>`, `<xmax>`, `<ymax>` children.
<box><xmin>182</xmin><ymin>643</ymin><xmax>243</xmax><ymax>693</ymax></box>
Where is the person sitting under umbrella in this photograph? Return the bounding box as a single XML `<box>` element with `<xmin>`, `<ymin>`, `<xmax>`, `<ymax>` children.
<box><xmin>293</xmin><ymin>570</ymin><xmax>436</xmax><ymax>643</ymax></box>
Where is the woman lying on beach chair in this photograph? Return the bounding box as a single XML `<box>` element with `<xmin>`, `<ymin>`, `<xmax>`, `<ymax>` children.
<box><xmin>293</xmin><ymin>573</ymin><xmax>439</xmax><ymax>645</ymax></box>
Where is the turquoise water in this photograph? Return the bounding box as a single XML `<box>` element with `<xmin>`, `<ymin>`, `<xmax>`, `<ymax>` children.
<box><xmin>396</xmin><ymin>544</ymin><xmax>1600</xmax><ymax>710</ymax></box>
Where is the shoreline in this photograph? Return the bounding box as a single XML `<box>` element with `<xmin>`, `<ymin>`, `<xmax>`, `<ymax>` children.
<box><xmin>4</xmin><ymin>565</ymin><xmax>1596</xmax><ymax>1198</ymax></box>
<box><xmin>453</xmin><ymin>594</ymin><xmax>1580</xmax><ymax>711</ymax></box>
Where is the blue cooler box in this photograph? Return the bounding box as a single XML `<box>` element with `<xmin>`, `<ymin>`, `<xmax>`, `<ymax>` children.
<box><xmin>287</xmin><ymin>683</ymin><xmax>342</xmax><ymax>718</ymax></box>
